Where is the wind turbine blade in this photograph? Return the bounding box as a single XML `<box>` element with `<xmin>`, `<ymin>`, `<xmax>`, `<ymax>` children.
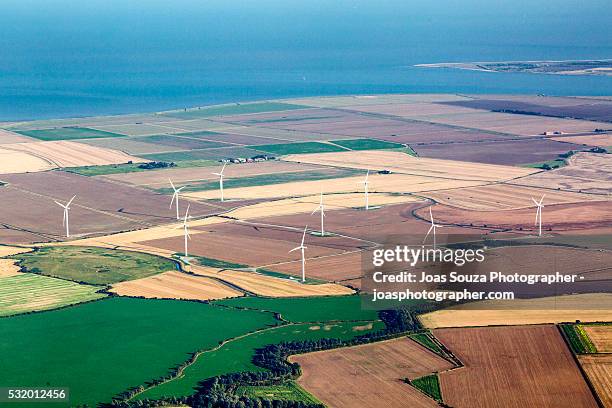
<box><xmin>62</xmin><ymin>209</ymin><xmax>66</xmax><ymax>226</ymax></box>
<box><xmin>66</xmin><ymin>195</ymin><xmax>76</xmax><ymax>207</ymax></box>
<box><xmin>538</xmin><ymin>195</ymin><xmax>545</xmax><ymax>206</ymax></box>
<box><xmin>531</xmin><ymin>197</ymin><xmax>539</xmax><ymax>206</ymax></box>
<box><xmin>169</xmin><ymin>179</ymin><xmax>176</xmax><ymax>192</ymax></box>
<box><xmin>212</xmin><ymin>172</ymin><xmax>221</xmax><ymax>176</ymax></box>
<box><xmin>54</xmin><ymin>200</ymin><xmax>66</xmax><ymax>208</ymax></box>
<box><xmin>311</xmin><ymin>206</ymin><xmax>318</xmax><ymax>215</ymax></box>
<box><xmin>429</xmin><ymin>207</ymin><xmax>434</xmax><ymax>224</ymax></box>
<box><xmin>534</xmin><ymin>206</ymin><xmax>540</xmax><ymax>225</ymax></box>
<box><xmin>221</xmin><ymin>162</ymin><xmax>227</xmax><ymax>174</ymax></box>
<box><xmin>365</xmin><ymin>170</ymin><xmax>369</xmax><ymax>183</ymax></box>
<box><xmin>289</xmin><ymin>246</ymin><xmax>300</xmax><ymax>253</ymax></box>
<box><xmin>184</xmin><ymin>204</ymin><xmax>191</xmax><ymax>220</ymax></box>
<box><xmin>170</xmin><ymin>192</ymin><xmax>176</xmax><ymax>209</ymax></box>
<box><xmin>176</xmin><ymin>186</ymin><xmax>185</xmax><ymax>192</ymax></box>
<box><xmin>301</xmin><ymin>225</ymin><xmax>308</xmax><ymax>246</ymax></box>
<box><xmin>423</xmin><ymin>224</ymin><xmax>434</xmax><ymax>243</ymax></box>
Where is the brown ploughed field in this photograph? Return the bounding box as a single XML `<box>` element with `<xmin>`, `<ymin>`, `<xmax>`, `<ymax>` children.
<box><xmin>292</xmin><ymin>337</ymin><xmax>455</xmax><ymax>408</ymax></box>
<box><xmin>578</xmin><ymin>355</ymin><xmax>612</xmax><ymax>408</ymax></box>
<box><xmin>434</xmin><ymin>325</ymin><xmax>598</xmax><ymax>408</ymax></box>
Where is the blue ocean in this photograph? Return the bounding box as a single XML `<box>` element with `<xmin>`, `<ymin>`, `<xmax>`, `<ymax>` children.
<box><xmin>1</xmin><ymin>0</ymin><xmax>610</xmax><ymax>121</ymax></box>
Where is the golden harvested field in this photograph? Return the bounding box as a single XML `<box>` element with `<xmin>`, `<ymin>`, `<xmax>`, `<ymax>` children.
<box><xmin>0</xmin><ymin>259</ymin><xmax>21</xmax><ymax>277</ymax></box>
<box><xmin>511</xmin><ymin>152</ymin><xmax>612</xmax><ymax>195</ymax></box>
<box><xmin>283</xmin><ymin>150</ymin><xmax>536</xmax><ymax>181</ymax></box>
<box><xmin>226</xmin><ymin>192</ymin><xmax>421</xmax><ymax>219</ymax></box>
<box><xmin>578</xmin><ymin>355</ymin><xmax>612</xmax><ymax>408</ymax></box>
<box><xmin>552</xmin><ymin>134</ymin><xmax>612</xmax><ymax>147</ymax></box>
<box><xmin>109</xmin><ymin>270</ymin><xmax>242</xmax><ymax>301</ymax></box>
<box><xmin>191</xmin><ymin>266</ymin><xmax>354</xmax><ymax>297</ymax></box>
<box><xmin>0</xmin><ymin>148</ymin><xmax>54</xmax><ymax>174</ymax></box>
<box><xmin>0</xmin><ymin>245</ymin><xmax>33</xmax><ymax>257</ymax></box>
<box><xmin>184</xmin><ymin>173</ymin><xmax>484</xmax><ymax>200</ymax></box>
<box><xmin>291</xmin><ymin>337</ymin><xmax>455</xmax><ymax>408</ymax></box>
<box><xmin>435</xmin><ymin>325</ymin><xmax>598</xmax><ymax>408</ymax></box>
<box><xmin>419</xmin><ymin>294</ymin><xmax>612</xmax><ymax>329</ymax></box>
<box><xmin>423</xmin><ymin>183</ymin><xmax>598</xmax><ymax>211</ymax></box>
<box><xmin>583</xmin><ymin>325</ymin><xmax>612</xmax><ymax>352</ymax></box>
<box><xmin>1</xmin><ymin>140</ymin><xmax>145</xmax><ymax>168</ymax></box>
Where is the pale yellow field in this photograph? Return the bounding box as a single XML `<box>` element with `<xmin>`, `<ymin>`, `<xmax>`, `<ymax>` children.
<box><xmin>1</xmin><ymin>141</ymin><xmax>145</xmax><ymax>168</ymax></box>
<box><xmin>226</xmin><ymin>192</ymin><xmax>421</xmax><ymax>219</ymax></box>
<box><xmin>0</xmin><ymin>128</ymin><xmax>35</xmax><ymax>144</ymax></box>
<box><xmin>184</xmin><ymin>173</ymin><xmax>484</xmax><ymax>200</ymax></box>
<box><xmin>0</xmin><ymin>259</ymin><xmax>21</xmax><ymax>277</ymax></box>
<box><xmin>552</xmin><ymin>134</ymin><xmax>612</xmax><ymax>148</ymax></box>
<box><xmin>109</xmin><ymin>270</ymin><xmax>242</xmax><ymax>301</ymax></box>
<box><xmin>191</xmin><ymin>266</ymin><xmax>354</xmax><ymax>297</ymax></box>
<box><xmin>583</xmin><ymin>325</ymin><xmax>612</xmax><ymax>353</ymax></box>
<box><xmin>578</xmin><ymin>355</ymin><xmax>612</xmax><ymax>408</ymax></box>
<box><xmin>0</xmin><ymin>148</ymin><xmax>55</xmax><ymax>174</ymax></box>
<box><xmin>0</xmin><ymin>246</ymin><xmax>33</xmax><ymax>257</ymax></box>
<box><xmin>419</xmin><ymin>294</ymin><xmax>612</xmax><ymax>329</ymax></box>
<box><xmin>423</xmin><ymin>182</ymin><xmax>600</xmax><ymax>210</ymax></box>
<box><xmin>283</xmin><ymin>150</ymin><xmax>536</xmax><ymax>181</ymax></box>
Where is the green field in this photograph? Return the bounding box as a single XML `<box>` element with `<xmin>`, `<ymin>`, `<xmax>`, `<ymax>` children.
<box><xmin>0</xmin><ymin>297</ymin><xmax>277</xmax><ymax>407</ymax></box>
<box><xmin>13</xmin><ymin>246</ymin><xmax>177</xmax><ymax>285</ymax></box>
<box><xmin>66</xmin><ymin>159</ymin><xmax>217</xmax><ymax>176</ymax></box>
<box><xmin>15</xmin><ymin>127</ymin><xmax>124</xmax><ymax>141</ymax></box>
<box><xmin>136</xmin><ymin>135</ymin><xmax>230</xmax><ymax>150</ymax></box>
<box><xmin>256</xmin><ymin>141</ymin><xmax>346</xmax><ymax>155</ymax></box>
<box><xmin>561</xmin><ymin>324</ymin><xmax>597</xmax><ymax>354</ymax></box>
<box><xmin>330</xmin><ymin>138</ymin><xmax>404</xmax><ymax>150</ymax></box>
<box><xmin>163</xmin><ymin>102</ymin><xmax>310</xmax><ymax>119</ymax></box>
<box><xmin>155</xmin><ymin>168</ymin><xmax>359</xmax><ymax>193</ymax></box>
<box><xmin>137</xmin><ymin>320</ymin><xmax>384</xmax><ymax>400</ymax></box>
<box><xmin>0</xmin><ymin>273</ymin><xmax>105</xmax><ymax>316</ymax></box>
<box><xmin>522</xmin><ymin>158</ymin><xmax>567</xmax><ymax>170</ymax></box>
<box><xmin>409</xmin><ymin>332</ymin><xmax>443</xmax><ymax>355</ymax></box>
<box><xmin>215</xmin><ymin>295</ymin><xmax>379</xmax><ymax>323</ymax></box>
<box><xmin>236</xmin><ymin>382</ymin><xmax>321</xmax><ymax>403</ymax></box>
<box><xmin>410</xmin><ymin>374</ymin><xmax>442</xmax><ymax>402</ymax></box>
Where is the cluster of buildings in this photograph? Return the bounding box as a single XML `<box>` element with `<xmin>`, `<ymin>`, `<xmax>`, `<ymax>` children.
<box><xmin>219</xmin><ymin>154</ymin><xmax>276</xmax><ymax>164</ymax></box>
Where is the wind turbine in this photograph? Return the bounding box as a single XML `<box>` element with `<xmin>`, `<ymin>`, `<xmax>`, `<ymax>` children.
<box><xmin>360</xmin><ymin>170</ymin><xmax>370</xmax><ymax>210</ymax></box>
<box><xmin>289</xmin><ymin>225</ymin><xmax>308</xmax><ymax>282</ymax></box>
<box><xmin>212</xmin><ymin>163</ymin><xmax>227</xmax><ymax>202</ymax></box>
<box><xmin>423</xmin><ymin>207</ymin><xmax>442</xmax><ymax>249</ymax></box>
<box><xmin>169</xmin><ymin>179</ymin><xmax>185</xmax><ymax>220</ymax></box>
<box><xmin>180</xmin><ymin>204</ymin><xmax>192</xmax><ymax>257</ymax></box>
<box><xmin>531</xmin><ymin>195</ymin><xmax>545</xmax><ymax>236</ymax></box>
<box><xmin>311</xmin><ymin>191</ymin><xmax>326</xmax><ymax>236</ymax></box>
<box><xmin>54</xmin><ymin>195</ymin><xmax>76</xmax><ymax>238</ymax></box>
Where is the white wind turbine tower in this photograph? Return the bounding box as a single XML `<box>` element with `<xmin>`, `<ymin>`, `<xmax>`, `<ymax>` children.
<box><xmin>423</xmin><ymin>207</ymin><xmax>443</xmax><ymax>249</ymax></box>
<box><xmin>212</xmin><ymin>163</ymin><xmax>227</xmax><ymax>202</ymax></box>
<box><xmin>312</xmin><ymin>191</ymin><xmax>326</xmax><ymax>236</ymax></box>
<box><xmin>360</xmin><ymin>170</ymin><xmax>370</xmax><ymax>210</ymax></box>
<box><xmin>54</xmin><ymin>195</ymin><xmax>76</xmax><ymax>238</ymax></box>
<box><xmin>169</xmin><ymin>179</ymin><xmax>185</xmax><ymax>220</ymax></box>
<box><xmin>180</xmin><ymin>204</ymin><xmax>192</xmax><ymax>257</ymax></box>
<box><xmin>289</xmin><ymin>225</ymin><xmax>308</xmax><ymax>282</ymax></box>
<box><xmin>531</xmin><ymin>195</ymin><xmax>545</xmax><ymax>236</ymax></box>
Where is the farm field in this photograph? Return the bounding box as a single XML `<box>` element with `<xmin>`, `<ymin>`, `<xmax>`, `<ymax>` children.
<box><xmin>511</xmin><ymin>152</ymin><xmax>612</xmax><ymax>194</ymax></box>
<box><xmin>434</xmin><ymin>325</ymin><xmax>598</xmax><ymax>407</ymax></box>
<box><xmin>191</xmin><ymin>266</ymin><xmax>354</xmax><ymax>297</ymax></box>
<box><xmin>0</xmin><ymin>297</ymin><xmax>277</xmax><ymax>407</ymax></box>
<box><xmin>283</xmin><ymin>150</ymin><xmax>536</xmax><ymax>181</ymax></box>
<box><xmin>412</xmin><ymin>138</ymin><xmax>584</xmax><ymax>165</ymax></box>
<box><xmin>0</xmin><ymin>140</ymin><xmax>144</xmax><ymax>169</ymax></box>
<box><xmin>578</xmin><ymin>355</ymin><xmax>612</xmax><ymax>407</ymax></box>
<box><xmin>236</xmin><ymin>382</ymin><xmax>320</xmax><ymax>404</ymax></box>
<box><xmin>419</xmin><ymin>294</ymin><xmax>612</xmax><ymax>328</ymax></box>
<box><xmin>184</xmin><ymin>172</ymin><xmax>485</xmax><ymax>200</ymax></box>
<box><xmin>553</xmin><ymin>133</ymin><xmax>612</xmax><ymax>147</ymax></box>
<box><xmin>161</xmin><ymin>101</ymin><xmax>311</xmax><ymax>119</ymax></box>
<box><xmin>291</xmin><ymin>337</ymin><xmax>454</xmax><ymax>408</ymax></box>
<box><xmin>0</xmin><ymin>259</ymin><xmax>21</xmax><ymax>277</ymax></box>
<box><xmin>0</xmin><ymin>128</ymin><xmax>34</xmax><ymax>143</ymax></box>
<box><xmin>0</xmin><ymin>147</ymin><xmax>55</xmax><ymax>174</ymax></box>
<box><xmin>14</xmin><ymin>126</ymin><xmax>125</xmax><ymax>141</ymax></box>
<box><xmin>137</xmin><ymin>320</ymin><xmax>384</xmax><ymax>401</ymax></box>
<box><xmin>109</xmin><ymin>270</ymin><xmax>242</xmax><ymax>300</ymax></box>
<box><xmin>14</xmin><ymin>246</ymin><xmax>177</xmax><ymax>285</ymax></box>
<box><xmin>0</xmin><ymin>171</ymin><xmax>224</xmax><ymax>243</ymax></box>
<box><xmin>0</xmin><ymin>273</ymin><xmax>105</xmax><ymax>316</ymax></box>
<box><xmin>101</xmin><ymin>160</ymin><xmax>330</xmax><ymax>188</ymax></box>
<box><xmin>421</xmin><ymin>200</ymin><xmax>612</xmax><ymax>232</ymax></box>
<box><xmin>422</xmin><ymin>183</ymin><xmax>598</xmax><ymax>211</ymax></box>
<box><xmin>140</xmin><ymin>146</ymin><xmax>269</xmax><ymax>162</ymax></box>
<box><xmin>583</xmin><ymin>325</ymin><xmax>612</xmax><ymax>352</ymax></box>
